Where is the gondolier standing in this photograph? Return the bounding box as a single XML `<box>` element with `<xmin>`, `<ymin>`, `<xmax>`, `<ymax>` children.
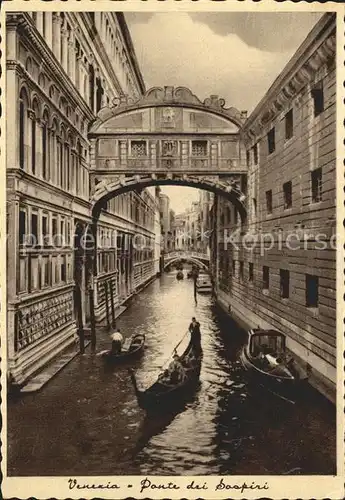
<box><xmin>189</xmin><ymin>317</ymin><xmax>201</xmax><ymax>346</ymax></box>
<box><xmin>110</xmin><ymin>328</ymin><xmax>123</xmax><ymax>354</ymax></box>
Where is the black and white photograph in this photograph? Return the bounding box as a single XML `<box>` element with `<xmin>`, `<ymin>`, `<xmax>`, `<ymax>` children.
<box><xmin>1</xmin><ymin>2</ymin><xmax>344</xmax><ymax>499</ymax></box>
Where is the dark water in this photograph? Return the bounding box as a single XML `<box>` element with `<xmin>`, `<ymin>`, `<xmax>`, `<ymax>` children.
<box><xmin>7</xmin><ymin>271</ymin><xmax>336</xmax><ymax>476</ymax></box>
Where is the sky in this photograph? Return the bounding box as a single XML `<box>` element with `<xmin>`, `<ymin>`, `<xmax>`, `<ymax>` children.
<box><xmin>125</xmin><ymin>12</ymin><xmax>322</xmax><ymax>213</ymax></box>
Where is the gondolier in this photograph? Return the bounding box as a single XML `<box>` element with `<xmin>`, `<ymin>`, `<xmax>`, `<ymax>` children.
<box><xmin>110</xmin><ymin>328</ymin><xmax>123</xmax><ymax>354</ymax></box>
<box><xmin>189</xmin><ymin>317</ymin><xmax>201</xmax><ymax>345</ymax></box>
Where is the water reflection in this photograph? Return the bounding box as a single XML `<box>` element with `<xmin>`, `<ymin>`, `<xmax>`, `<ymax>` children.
<box><xmin>7</xmin><ymin>271</ymin><xmax>336</xmax><ymax>476</ymax></box>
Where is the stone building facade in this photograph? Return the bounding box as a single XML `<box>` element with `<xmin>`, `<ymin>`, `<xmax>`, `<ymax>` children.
<box><xmin>6</xmin><ymin>11</ymin><xmax>160</xmax><ymax>388</ymax></box>
<box><xmin>214</xmin><ymin>13</ymin><xmax>337</xmax><ymax>401</ymax></box>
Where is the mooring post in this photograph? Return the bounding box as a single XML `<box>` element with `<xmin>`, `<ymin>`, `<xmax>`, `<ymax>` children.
<box><xmin>76</xmin><ymin>286</ymin><xmax>85</xmax><ymax>354</ymax></box>
<box><xmin>89</xmin><ymin>287</ymin><xmax>96</xmax><ymax>351</ymax></box>
<box><xmin>109</xmin><ymin>279</ymin><xmax>116</xmax><ymax>329</ymax></box>
<box><xmin>104</xmin><ymin>281</ymin><xmax>111</xmax><ymax>331</ymax></box>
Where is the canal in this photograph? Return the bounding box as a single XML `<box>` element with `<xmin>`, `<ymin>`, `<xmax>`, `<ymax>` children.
<box><xmin>7</xmin><ymin>271</ymin><xmax>336</xmax><ymax>476</ymax></box>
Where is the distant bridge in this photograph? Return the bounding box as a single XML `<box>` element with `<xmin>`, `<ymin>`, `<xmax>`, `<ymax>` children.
<box><xmin>163</xmin><ymin>250</ymin><xmax>210</xmax><ymax>270</ymax></box>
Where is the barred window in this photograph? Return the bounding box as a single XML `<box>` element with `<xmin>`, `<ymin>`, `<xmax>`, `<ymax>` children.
<box><xmin>285</xmin><ymin>109</ymin><xmax>293</xmax><ymax>140</ymax></box>
<box><xmin>263</xmin><ymin>266</ymin><xmax>269</xmax><ymax>290</ymax></box>
<box><xmin>283</xmin><ymin>181</ymin><xmax>292</xmax><ymax>209</ymax></box>
<box><xmin>312</xmin><ymin>80</ymin><xmax>324</xmax><ymax>117</ymax></box>
<box><xmin>266</xmin><ymin>190</ymin><xmax>273</xmax><ymax>214</ymax></box>
<box><xmin>131</xmin><ymin>140</ymin><xmax>147</xmax><ymax>157</ymax></box>
<box><xmin>280</xmin><ymin>269</ymin><xmax>290</xmax><ymax>298</ymax></box>
<box><xmin>306</xmin><ymin>274</ymin><xmax>319</xmax><ymax>308</ymax></box>
<box><xmin>191</xmin><ymin>140</ymin><xmax>207</xmax><ymax>157</ymax></box>
<box><xmin>311</xmin><ymin>168</ymin><xmax>322</xmax><ymax>203</ymax></box>
<box><xmin>267</xmin><ymin>128</ymin><xmax>275</xmax><ymax>154</ymax></box>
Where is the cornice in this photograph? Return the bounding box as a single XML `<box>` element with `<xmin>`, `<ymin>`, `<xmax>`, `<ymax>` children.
<box><xmin>242</xmin><ymin>13</ymin><xmax>336</xmax><ymax>143</ymax></box>
<box><xmin>8</xmin><ymin>12</ymin><xmax>95</xmax><ymax>123</ymax></box>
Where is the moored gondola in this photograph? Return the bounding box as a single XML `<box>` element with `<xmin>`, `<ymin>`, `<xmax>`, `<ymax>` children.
<box><xmin>176</xmin><ymin>271</ymin><xmax>184</xmax><ymax>280</ymax></box>
<box><xmin>129</xmin><ymin>333</ymin><xmax>202</xmax><ymax>411</ymax></box>
<box><xmin>239</xmin><ymin>329</ymin><xmax>308</xmax><ymax>402</ymax></box>
<box><xmin>100</xmin><ymin>333</ymin><xmax>145</xmax><ymax>363</ymax></box>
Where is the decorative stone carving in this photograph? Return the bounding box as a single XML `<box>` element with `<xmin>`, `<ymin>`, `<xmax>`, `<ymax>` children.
<box><xmin>16</xmin><ymin>292</ymin><xmax>73</xmax><ymax>351</ymax></box>
<box><xmin>162</xmin><ymin>140</ymin><xmax>177</xmax><ymax>156</ymax></box>
<box><xmin>90</xmin><ymin>86</ymin><xmax>245</xmax><ymax>134</ymax></box>
<box><xmin>161</xmin><ymin>108</ymin><xmax>176</xmax><ymax>128</ymax></box>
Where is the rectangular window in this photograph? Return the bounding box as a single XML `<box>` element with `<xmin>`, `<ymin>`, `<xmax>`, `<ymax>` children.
<box><xmin>253</xmin><ymin>143</ymin><xmax>258</xmax><ymax>165</ymax></box>
<box><xmin>42</xmin><ymin>215</ymin><xmax>48</xmax><ymax>246</ymax></box>
<box><xmin>19</xmin><ymin>210</ymin><xmax>26</xmax><ymax>245</ymax></box>
<box><xmin>285</xmin><ymin>109</ymin><xmax>293</xmax><ymax>140</ymax></box>
<box><xmin>66</xmin><ymin>222</ymin><xmax>71</xmax><ymax>246</ymax></box>
<box><xmin>249</xmin><ymin>262</ymin><xmax>254</xmax><ymax>282</ymax></box>
<box><xmin>280</xmin><ymin>269</ymin><xmax>290</xmax><ymax>298</ymax></box>
<box><xmin>60</xmin><ymin>220</ymin><xmax>65</xmax><ymax>246</ymax></box>
<box><xmin>306</xmin><ymin>274</ymin><xmax>319</xmax><ymax>308</ymax></box>
<box><xmin>266</xmin><ymin>190</ymin><xmax>273</xmax><ymax>214</ymax></box>
<box><xmin>311</xmin><ymin>168</ymin><xmax>322</xmax><ymax>203</ymax></box>
<box><xmin>312</xmin><ymin>81</ymin><xmax>324</xmax><ymax>117</ymax></box>
<box><xmin>283</xmin><ymin>181</ymin><xmax>292</xmax><ymax>209</ymax></box>
<box><xmin>263</xmin><ymin>266</ymin><xmax>269</xmax><ymax>290</ymax></box>
<box><xmin>31</xmin><ymin>257</ymin><xmax>39</xmax><ymax>290</ymax></box>
<box><xmin>131</xmin><ymin>140</ymin><xmax>147</xmax><ymax>157</ymax></box>
<box><xmin>239</xmin><ymin>261</ymin><xmax>244</xmax><ymax>281</ymax></box>
<box><xmin>31</xmin><ymin>213</ymin><xmax>38</xmax><ymax>246</ymax></box>
<box><xmin>61</xmin><ymin>256</ymin><xmax>66</xmax><ymax>282</ymax></box>
<box><xmin>267</xmin><ymin>128</ymin><xmax>275</xmax><ymax>154</ymax></box>
<box><xmin>43</xmin><ymin>256</ymin><xmax>50</xmax><ymax>286</ymax></box>
<box><xmin>19</xmin><ymin>257</ymin><xmax>27</xmax><ymax>292</ymax></box>
<box><xmin>191</xmin><ymin>140</ymin><xmax>207</xmax><ymax>157</ymax></box>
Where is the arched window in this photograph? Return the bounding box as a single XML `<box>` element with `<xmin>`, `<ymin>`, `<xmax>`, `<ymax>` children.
<box><xmin>76</xmin><ymin>140</ymin><xmax>82</xmax><ymax>195</ymax></box>
<box><xmin>49</xmin><ymin>85</ymin><xmax>55</xmax><ymax>100</ymax></box>
<box><xmin>89</xmin><ymin>64</ymin><xmax>95</xmax><ymax>111</ymax></box>
<box><xmin>42</xmin><ymin>110</ymin><xmax>49</xmax><ymax>180</ymax></box>
<box><xmin>60</xmin><ymin>128</ymin><xmax>65</xmax><ymax>188</ymax></box>
<box><xmin>66</xmin><ymin>134</ymin><xmax>73</xmax><ymax>192</ymax></box>
<box><xmin>50</xmin><ymin>119</ymin><xmax>58</xmax><ymax>185</ymax></box>
<box><xmin>19</xmin><ymin>88</ymin><xmax>29</xmax><ymax>170</ymax></box>
<box><xmin>31</xmin><ymin>99</ymin><xmax>40</xmax><ymax>175</ymax></box>
<box><xmin>96</xmin><ymin>77</ymin><xmax>103</xmax><ymax>113</ymax></box>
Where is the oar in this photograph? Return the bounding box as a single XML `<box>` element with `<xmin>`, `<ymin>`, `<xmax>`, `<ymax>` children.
<box><xmin>158</xmin><ymin>329</ymin><xmax>190</xmax><ymax>372</ymax></box>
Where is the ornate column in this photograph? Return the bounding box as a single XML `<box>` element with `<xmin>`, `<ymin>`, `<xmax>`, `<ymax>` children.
<box><xmin>7</xmin><ymin>195</ymin><xmax>20</xmax><ymax>363</ymax></box>
<box><xmin>36</xmin><ymin>119</ymin><xmax>43</xmax><ymax>179</ymax></box>
<box><xmin>211</xmin><ymin>142</ymin><xmax>218</xmax><ymax>170</ymax></box>
<box><xmin>52</xmin><ymin>13</ymin><xmax>62</xmax><ymax>62</ymax></box>
<box><xmin>120</xmin><ymin>140</ymin><xmax>128</xmax><ymax>168</ymax></box>
<box><xmin>68</xmin><ymin>33</ymin><xmax>75</xmax><ymax>82</ymax></box>
<box><xmin>27</xmin><ymin>109</ymin><xmax>34</xmax><ymax>174</ymax></box>
<box><xmin>45</xmin><ymin>12</ymin><xmax>53</xmax><ymax>49</ymax></box>
<box><xmin>36</xmin><ymin>12</ymin><xmax>44</xmax><ymax>34</ymax></box>
<box><xmin>181</xmin><ymin>140</ymin><xmax>189</xmax><ymax>169</ymax></box>
<box><xmin>61</xmin><ymin>26</ymin><xmax>69</xmax><ymax>73</ymax></box>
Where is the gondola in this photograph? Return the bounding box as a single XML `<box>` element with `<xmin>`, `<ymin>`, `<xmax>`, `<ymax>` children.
<box><xmin>239</xmin><ymin>329</ymin><xmax>308</xmax><ymax>402</ymax></box>
<box><xmin>129</xmin><ymin>333</ymin><xmax>202</xmax><ymax>411</ymax></box>
<box><xmin>100</xmin><ymin>333</ymin><xmax>145</xmax><ymax>363</ymax></box>
<box><xmin>176</xmin><ymin>271</ymin><xmax>184</xmax><ymax>280</ymax></box>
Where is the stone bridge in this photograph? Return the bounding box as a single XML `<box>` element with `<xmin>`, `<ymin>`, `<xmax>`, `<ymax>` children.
<box><xmin>163</xmin><ymin>250</ymin><xmax>210</xmax><ymax>270</ymax></box>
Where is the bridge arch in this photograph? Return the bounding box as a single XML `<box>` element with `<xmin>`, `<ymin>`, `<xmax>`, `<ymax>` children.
<box><xmin>90</xmin><ymin>173</ymin><xmax>246</xmax><ymax>222</ymax></box>
<box><xmin>163</xmin><ymin>257</ymin><xmax>208</xmax><ymax>271</ymax></box>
